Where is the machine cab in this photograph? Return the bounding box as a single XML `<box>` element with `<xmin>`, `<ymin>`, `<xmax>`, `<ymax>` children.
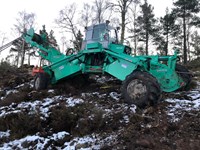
<box><xmin>82</xmin><ymin>21</ymin><xmax>119</xmax><ymax>49</ymax></box>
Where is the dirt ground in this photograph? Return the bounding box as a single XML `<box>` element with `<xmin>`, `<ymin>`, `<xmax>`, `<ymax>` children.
<box><xmin>0</xmin><ymin>63</ymin><xmax>200</xmax><ymax>149</ymax></box>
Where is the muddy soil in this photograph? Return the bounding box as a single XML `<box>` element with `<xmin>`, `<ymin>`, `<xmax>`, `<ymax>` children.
<box><xmin>0</xmin><ymin>65</ymin><xmax>199</xmax><ymax>149</ymax></box>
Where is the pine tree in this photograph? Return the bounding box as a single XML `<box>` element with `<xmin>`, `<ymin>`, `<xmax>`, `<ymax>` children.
<box><xmin>155</xmin><ymin>8</ymin><xmax>180</xmax><ymax>55</ymax></box>
<box><xmin>48</xmin><ymin>30</ymin><xmax>58</xmax><ymax>49</ymax></box>
<box><xmin>73</xmin><ymin>30</ymin><xmax>83</xmax><ymax>51</ymax></box>
<box><xmin>173</xmin><ymin>0</ymin><xmax>200</xmax><ymax>64</ymax></box>
<box><xmin>136</xmin><ymin>0</ymin><xmax>157</xmax><ymax>55</ymax></box>
<box><xmin>191</xmin><ymin>31</ymin><xmax>200</xmax><ymax>58</ymax></box>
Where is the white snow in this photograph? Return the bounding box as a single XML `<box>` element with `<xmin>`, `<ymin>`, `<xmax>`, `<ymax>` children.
<box><xmin>166</xmin><ymin>97</ymin><xmax>200</xmax><ymax>112</ymax></box>
<box><xmin>96</xmin><ymin>76</ymin><xmax>115</xmax><ymax>83</ymax></box>
<box><xmin>63</xmin><ymin>133</ymin><xmax>117</xmax><ymax>150</ymax></box>
<box><xmin>51</xmin><ymin>131</ymin><xmax>70</xmax><ymax>140</ymax></box>
<box><xmin>0</xmin><ymin>132</ymin><xmax>116</xmax><ymax>150</ymax></box>
<box><xmin>187</xmin><ymin>91</ymin><xmax>200</xmax><ymax>100</ymax></box>
<box><xmin>0</xmin><ymin>131</ymin><xmax>70</xmax><ymax>150</ymax></box>
<box><xmin>0</xmin><ymin>130</ymin><xmax>10</xmax><ymax>138</ymax></box>
<box><xmin>109</xmin><ymin>92</ymin><xmax>121</xmax><ymax>101</ymax></box>
<box><xmin>48</xmin><ymin>89</ymin><xmax>54</xmax><ymax>93</ymax></box>
<box><xmin>0</xmin><ymin>95</ymin><xmax>84</xmax><ymax>118</ymax></box>
<box><xmin>65</xmin><ymin>97</ymin><xmax>84</xmax><ymax>107</ymax></box>
<box><xmin>165</xmin><ymin>87</ymin><xmax>200</xmax><ymax>122</ymax></box>
<box><xmin>129</xmin><ymin>105</ymin><xmax>137</xmax><ymax>113</ymax></box>
<box><xmin>6</xmin><ymin>89</ymin><xmax>18</xmax><ymax>95</ymax></box>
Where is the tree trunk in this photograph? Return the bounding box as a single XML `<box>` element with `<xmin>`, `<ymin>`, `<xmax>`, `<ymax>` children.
<box><xmin>133</xmin><ymin>4</ymin><xmax>137</xmax><ymax>56</ymax></box>
<box><xmin>72</xmin><ymin>27</ymin><xmax>80</xmax><ymax>51</ymax></box>
<box><xmin>20</xmin><ymin>40</ymin><xmax>25</xmax><ymax>66</ymax></box>
<box><xmin>145</xmin><ymin>30</ymin><xmax>149</xmax><ymax>55</ymax></box>
<box><xmin>16</xmin><ymin>54</ymin><xmax>19</xmax><ymax>67</ymax></box>
<box><xmin>183</xmin><ymin>12</ymin><xmax>187</xmax><ymax>64</ymax></box>
<box><xmin>28</xmin><ymin>53</ymin><xmax>30</xmax><ymax>65</ymax></box>
<box><xmin>121</xmin><ymin>10</ymin><xmax>126</xmax><ymax>44</ymax></box>
<box><xmin>187</xmin><ymin>23</ymin><xmax>191</xmax><ymax>61</ymax></box>
<box><xmin>166</xmin><ymin>33</ymin><xmax>169</xmax><ymax>55</ymax></box>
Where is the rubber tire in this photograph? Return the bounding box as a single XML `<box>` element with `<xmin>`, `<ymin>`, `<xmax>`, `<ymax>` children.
<box><xmin>34</xmin><ymin>73</ymin><xmax>49</xmax><ymax>90</ymax></box>
<box><xmin>175</xmin><ymin>64</ymin><xmax>192</xmax><ymax>89</ymax></box>
<box><xmin>121</xmin><ymin>71</ymin><xmax>161</xmax><ymax>108</ymax></box>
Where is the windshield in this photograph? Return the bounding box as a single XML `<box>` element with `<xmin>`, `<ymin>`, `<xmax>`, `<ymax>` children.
<box><xmin>84</xmin><ymin>23</ymin><xmax>118</xmax><ymax>49</ymax></box>
<box><xmin>86</xmin><ymin>24</ymin><xmax>106</xmax><ymax>41</ymax></box>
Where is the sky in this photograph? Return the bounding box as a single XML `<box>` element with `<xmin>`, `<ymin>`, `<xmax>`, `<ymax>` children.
<box><xmin>0</xmin><ymin>0</ymin><xmax>173</xmax><ymax>59</ymax></box>
<box><xmin>0</xmin><ymin>0</ymin><xmax>173</xmax><ymax>38</ymax></box>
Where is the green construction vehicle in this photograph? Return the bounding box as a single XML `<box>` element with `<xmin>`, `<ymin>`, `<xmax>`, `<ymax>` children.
<box><xmin>22</xmin><ymin>22</ymin><xmax>191</xmax><ymax>108</ymax></box>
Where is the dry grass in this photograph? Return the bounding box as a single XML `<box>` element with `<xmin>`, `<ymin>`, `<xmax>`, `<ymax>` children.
<box><xmin>0</xmin><ymin>112</ymin><xmax>42</xmax><ymax>140</ymax></box>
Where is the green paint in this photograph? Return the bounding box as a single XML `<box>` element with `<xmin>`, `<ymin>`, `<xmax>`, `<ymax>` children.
<box><xmin>23</xmin><ymin>23</ymin><xmax>185</xmax><ymax>93</ymax></box>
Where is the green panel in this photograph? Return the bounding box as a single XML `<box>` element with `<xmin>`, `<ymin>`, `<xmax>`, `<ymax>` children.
<box><xmin>51</xmin><ymin>62</ymin><xmax>81</xmax><ymax>81</ymax></box>
<box><xmin>48</xmin><ymin>55</ymin><xmax>83</xmax><ymax>82</ymax></box>
<box><xmin>150</xmin><ymin>63</ymin><xmax>184</xmax><ymax>92</ymax></box>
<box><xmin>82</xmin><ymin>49</ymin><xmax>102</xmax><ymax>53</ymax></box>
<box><xmin>86</xmin><ymin>42</ymin><xmax>102</xmax><ymax>49</ymax></box>
<box><xmin>104</xmin><ymin>59</ymin><xmax>137</xmax><ymax>80</ymax></box>
<box><xmin>108</xmin><ymin>44</ymin><xmax>125</xmax><ymax>54</ymax></box>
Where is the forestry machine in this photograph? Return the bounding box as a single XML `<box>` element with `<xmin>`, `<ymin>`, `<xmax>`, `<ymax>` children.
<box><xmin>20</xmin><ymin>21</ymin><xmax>191</xmax><ymax>108</ymax></box>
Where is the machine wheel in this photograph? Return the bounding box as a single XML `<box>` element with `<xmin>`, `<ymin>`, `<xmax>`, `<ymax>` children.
<box><xmin>121</xmin><ymin>71</ymin><xmax>161</xmax><ymax>108</ymax></box>
<box><xmin>34</xmin><ymin>73</ymin><xmax>49</xmax><ymax>90</ymax></box>
<box><xmin>175</xmin><ymin>64</ymin><xmax>192</xmax><ymax>89</ymax></box>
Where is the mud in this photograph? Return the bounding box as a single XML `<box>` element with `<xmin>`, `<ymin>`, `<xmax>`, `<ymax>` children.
<box><xmin>0</xmin><ymin>65</ymin><xmax>199</xmax><ymax>149</ymax></box>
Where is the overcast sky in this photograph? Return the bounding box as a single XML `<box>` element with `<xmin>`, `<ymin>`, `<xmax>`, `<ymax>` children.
<box><xmin>0</xmin><ymin>0</ymin><xmax>174</xmax><ymax>57</ymax></box>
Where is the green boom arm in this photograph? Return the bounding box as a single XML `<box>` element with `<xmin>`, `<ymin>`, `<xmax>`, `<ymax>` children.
<box><xmin>23</xmin><ymin>28</ymin><xmax>67</xmax><ymax>63</ymax></box>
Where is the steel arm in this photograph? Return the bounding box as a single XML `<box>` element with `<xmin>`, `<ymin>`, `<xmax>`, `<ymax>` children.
<box><xmin>23</xmin><ymin>28</ymin><xmax>66</xmax><ymax>63</ymax></box>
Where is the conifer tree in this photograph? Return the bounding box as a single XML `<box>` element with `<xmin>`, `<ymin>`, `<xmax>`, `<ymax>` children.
<box><xmin>191</xmin><ymin>31</ymin><xmax>200</xmax><ymax>58</ymax></box>
<box><xmin>155</xmin><ymin>8</ymin><xmax>180</xmax><ymax>55</ymax></box>
<box><xmin>73</xmin><ymin>30</ymin><xmax>83</xmax><ymax>51</ymax></box>
<box><xmin>173</xmin><ymin>0</ymin><xmax>200</xmax><ymax>64</ymax></box>
<box><xmin>136</xmin><ymin>0</ymin><xmax>157</xmax><ymax>55</ymax></box>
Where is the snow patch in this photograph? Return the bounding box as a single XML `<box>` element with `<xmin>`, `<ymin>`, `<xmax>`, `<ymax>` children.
<box><xmin>6</xmin><ymin>89</ymin><xmax>18</xmax><ymax>96</ymax></box>
<box><xmin>0</xmin><ymin>95</ymin><xmax>84</xmax><ymax>118</ymax></box>
<box><xmin>66</xmin><ymin>97</ymin><xmax>84</xmax><ymax>107</ymax></box>
<box><xmin>51</xmin><ymin>131</ymin><xmax>70</xmax><ymax>140</ymax></box>
<box><xmin>48</xmin><ymin>89</ymin><xmax>54</xmax><ymax>93</ymax></box>
<box><xmin>109</xmin><ymin>92</ymin><xmax>121</xmax><ymax>101</ymax></box>
<box><xmin>0</xmin><ymin>132</ymin><xmax>117</xmax><ymax>150</ymax></box>
<box><xmin>96</xmin><ymin>76</ymin><xmax>115</xmax><ymax>83</ymax></box>
<box><xmin>0</xmin><ymin>130</ymin><xmax>10</xmax><ymax>138</ymax></box>
<box><xmin>165</xmin><ymin>91</ymin><xmax>200</xmax><ymax>122</ymax></box>
<box><xmin>0</xmin><ymin>131</ymin><xmax>70</xmax><ymax>150</ymax></box>
<box><xmin>63</xmin><ymin>134</ymin><xmax>117</xmax><ymax>150</ymax></box>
